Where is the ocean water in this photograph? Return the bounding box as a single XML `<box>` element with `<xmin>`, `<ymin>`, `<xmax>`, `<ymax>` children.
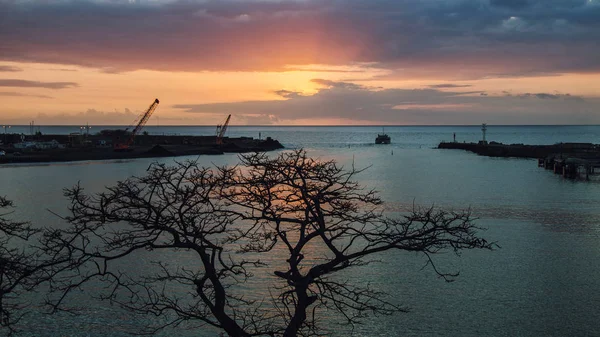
<box><xmin>6</xmin><ymin>124</ymin><xmax>600</xmax><ymax>148</ymax></box>
<box><xmin>2</xmin><ymin>125</ymin><xmax>600</xmax><ymax>336</ymax></box>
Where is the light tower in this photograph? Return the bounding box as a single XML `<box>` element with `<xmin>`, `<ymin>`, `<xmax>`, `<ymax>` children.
<box><xmin>481</xmin><ymin>123</ymin><xmax>487</xmax><ymax>144</ymax></box>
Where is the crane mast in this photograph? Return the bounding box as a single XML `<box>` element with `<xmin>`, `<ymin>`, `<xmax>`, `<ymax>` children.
<box><xmin>216</xmin><ymin>114</ymin><xmax>231</xmax><ymax>145</ymax></box>
<box><xmin>129</xmin><ymin>98</ymin><xmax>159</xmax><ymax>143</ymax></box>
<box><xmin>115</xmin><ymin>98</ymin><xmax>159</xmax><ymax>151</ymax></box>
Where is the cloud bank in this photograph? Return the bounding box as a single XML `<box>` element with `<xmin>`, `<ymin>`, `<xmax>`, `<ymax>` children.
<box><xmin>1</xmin><ymin>0</ymin><xmax>599</xmax><ymax>78</ymax></box>
<box><xmin>0</xmin><ymin>91</ymin><xmax>53</xmax><ymax>99</ymax></box>
<box><xmin>0</xmin><ymin>79</ymin><xmax>78</xmax><ymax>89</ymax></box>
<box><xmin>0</xmin><ymin>65</ymin><xmax>22</xmax><ymax>72</ymax></box>
<box><xmin>174</xmin><ymin>80</ymin><xmax>600</xmax><ymax>125</ymax></box>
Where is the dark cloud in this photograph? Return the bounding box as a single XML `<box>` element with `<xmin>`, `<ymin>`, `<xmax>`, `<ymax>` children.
<box><xmin>310</xmin><ymin>79</ymin><xmax>364</xmax><ymax>90</ymax></box>
<box><xmin>522</xmin><ymin>93</ymin><xmax>560</xmax><ymax>99</ymax></box>
<box><xmin>515</xmin><ymin>92</ymin><xmax>584</xmax><ymax>100</ymax></box>
<box><xmin>0</xmin><ymin>91</ymin><xmax>53</xmax><ymax>98</ymax></box>
<box><xmin>173</xmin><ymin>80</ymin><xmax>599</xmax><ymax>124</ymax></box>
<box><xmin>0</xmin><ymin>79</ymin><xmax>78</xmax><ymax>89</ymax></box>
<box><xmin>428</xmin><ymin>84</ymin><xmax>473</xmax><ymax>89</ymax></box>
<box><xmin>446</xmin><ymin>90</ymin><xmax>488</xmax><ymax>96</ymax></box>
<box><xmin>0</xmin><ymin>1</ymin><xmax>599</xmax><ymax>78</ymax></box>
<box><xmin>274</xmin><ymin>90</ymin><xmax>303</xmax><ymax>99</ymax></box>
<box><xmin>0</xmin><ymin>65</ymin><xmax>22</xmax><ymax>72</ymax></box>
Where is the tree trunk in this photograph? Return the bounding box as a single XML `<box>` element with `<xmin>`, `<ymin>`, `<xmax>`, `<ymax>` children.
<box><xmin>283</xmin><ymin>286</ymin><xmax>309</xmax><ymax>337</ymax></box>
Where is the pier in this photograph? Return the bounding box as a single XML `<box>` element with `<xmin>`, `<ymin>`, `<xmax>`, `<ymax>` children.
<box><xmin>538</xmin><ymin>156</ymin><xmax>600</xmax><ymax>180</ymax></box>
<box><xmin>439</xmin><ymin>141</ymin><xmax>600</xmax><ymax>180</ymax></box>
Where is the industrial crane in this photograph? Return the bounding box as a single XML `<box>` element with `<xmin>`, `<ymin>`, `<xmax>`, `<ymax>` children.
<box><xmin>114</xmin><ymin>98</ymin><xmax>160</xmax><ymax>151</ymax></box>
<box><xmin>216</xmin><ymin>114</ymin><xmax>231</xmax><ymax>145</ymax></box>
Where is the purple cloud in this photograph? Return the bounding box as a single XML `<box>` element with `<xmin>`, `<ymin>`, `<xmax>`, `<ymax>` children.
<box><xmin>428</xmin><ymin>84</ymin><xmax>473</xmax><ymax>89</ymax></box>
<box><xmin>0</xmin><ymin>65</ymin><xmax>22</xmax><ymax>72</ymax></box>
<box><xmin>0</xmin><ymin>79</ymin><xmax>78</xmax><ymax>89</ymax></box>
<box><xmin>173</xmin><ymin>80</ymin><xmax>598</xmax><ymax>124</ymax></box>
<box><xmin>0</xmin><ymin>1</ymin><xmax>598</xmax><ymax>78</ymax></box>
<box><xmin>0</xmin><ymin>91</ymin><xmax>53</xmax><ymax>99</ymax></box>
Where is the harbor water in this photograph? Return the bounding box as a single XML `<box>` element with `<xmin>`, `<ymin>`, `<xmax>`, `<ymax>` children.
<box><xmin>2</xmin><ymin>125</ymin><xmax>600</xmax><ymax>336</ymax></box>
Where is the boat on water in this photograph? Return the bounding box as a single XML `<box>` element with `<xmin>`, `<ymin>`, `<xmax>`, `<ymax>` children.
<box><xmin>375</xmin><ymin>133</ymin><xmax>391</xmax><ymax>144</ymax></box>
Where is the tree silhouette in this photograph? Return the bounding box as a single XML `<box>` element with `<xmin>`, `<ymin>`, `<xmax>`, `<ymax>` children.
<box><xmin>0</xmin><ymin>197</ymin><xmax>76</xmax><ymax>333</ymax></box>
<box><xmin>219</xmin><ymin>150</ymin><xmax>492</xmax><ymax>336</ymax></box>
<box><xmin>32</xmin><ymin>150</ymin><xmax>492</xmax><ymax>336</ymax></box>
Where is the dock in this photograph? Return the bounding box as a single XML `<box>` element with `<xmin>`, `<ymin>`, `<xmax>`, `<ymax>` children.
<box><xmin>537</xmin><ymin>156</ymin><xmax>600</xmax><ymax>180</ymax></box>
<box><xmin>439</xmin><ymin>141</ymin><xmax>600</xmax><ymax>180</ymax></box>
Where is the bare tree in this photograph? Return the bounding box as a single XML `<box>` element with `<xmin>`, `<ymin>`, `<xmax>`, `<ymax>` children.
<box><xmin>0</xmin><ymin>197</ymin><xmax>76</xmax><ymax>333</ymax></box>
<box><xmin>219</xmin><ymin>150</ymin><xmax>493</xmax><ymax>337</ymax></box>
<box><xmin>34</xmin><ymin>150</ymin><xmax>493</xmax><ymax>336</ymax></box>
<box><xmin>42</xmin><ymin>162</ymin><xmax>274</xmax><ymax>336</ymax></box>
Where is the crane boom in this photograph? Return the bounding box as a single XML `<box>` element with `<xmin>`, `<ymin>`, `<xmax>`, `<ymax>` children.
<box><xmin>216</xmin><ymin>114</ymin><xmax>231</xmax><ymax>145</ymax></box>
<box><xmin>115</xmin><ymin>98</ymin><xmax>159</xmax><ymax>151</ymax></box>
<box><xmin>128</xmin><ymin>98</ymin><xmax>160</xmax><ymax>145</ymax></box>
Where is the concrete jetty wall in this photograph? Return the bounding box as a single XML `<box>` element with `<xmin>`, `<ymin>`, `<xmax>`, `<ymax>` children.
<box><xmin>438</xmin><ymin>141</ymin><xmax>600</xmax><ymax>159</ymax></box>
<box><xmin>439</xmin><ymin>141</ymin><xmax>600</xmax><ymax>180</ymax></box>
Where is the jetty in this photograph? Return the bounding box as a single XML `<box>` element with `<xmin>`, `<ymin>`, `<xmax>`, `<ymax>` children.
<box><xmin>438</xmin><ymin>141</ymin><xmax>600</xmax><ymax>180</ymax></box>
<box><xmin>0</xmin><ymin>133</ymin><xmax>283</xmax><ymax>164</ymax></box>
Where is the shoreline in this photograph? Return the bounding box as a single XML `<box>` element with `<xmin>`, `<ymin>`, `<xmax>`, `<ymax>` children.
<box><xmin>0</xmin><ymin>134</ymin><xmax>284</xmax><ymax>165</ymax></box>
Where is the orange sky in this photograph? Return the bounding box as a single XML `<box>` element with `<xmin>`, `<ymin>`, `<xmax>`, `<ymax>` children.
<box><xmin>1</xmin><ymin>0</ymin><xmax>599</xmax><ymax>125</ymax></box>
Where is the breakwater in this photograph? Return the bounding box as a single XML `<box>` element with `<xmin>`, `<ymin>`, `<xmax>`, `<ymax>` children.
<box><xmin>438</xmin><ymin>141</ymin><xmax>600</xmax><ymax>159</ymax></box>
<box><xmin>0</xmin><ymin>133</ymin><xmax>283</xmax><ymax>164</ymax></box>
<box><xmin>439</xmin><ymin>141</ymin><xmax>600</xmax><ymax>180</ymax></box>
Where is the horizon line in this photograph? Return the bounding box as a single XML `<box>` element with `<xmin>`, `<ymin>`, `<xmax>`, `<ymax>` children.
<box><xmin>3</xmin><ymin>124</ymin><xmax>600</xmax><ymax>128</ymax></box>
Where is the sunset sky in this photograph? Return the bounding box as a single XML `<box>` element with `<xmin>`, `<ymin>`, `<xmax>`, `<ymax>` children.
<box><xmin>1</xmin><ymin>0</ymin><xmax>599</xmax><ymax>125</ymax></box>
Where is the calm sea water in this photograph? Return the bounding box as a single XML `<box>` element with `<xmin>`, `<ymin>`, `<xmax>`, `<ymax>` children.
<box><xmin>2</xmin><ymin>125</ymin><xmax>600</xmax><ymax>336</ymax></box>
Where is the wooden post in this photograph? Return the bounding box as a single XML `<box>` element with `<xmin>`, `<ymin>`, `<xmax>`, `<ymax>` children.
<box><xmin>586</xmin><ymin>165</ymin><xmax>590</xmax><ymax>181</ymax></box>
